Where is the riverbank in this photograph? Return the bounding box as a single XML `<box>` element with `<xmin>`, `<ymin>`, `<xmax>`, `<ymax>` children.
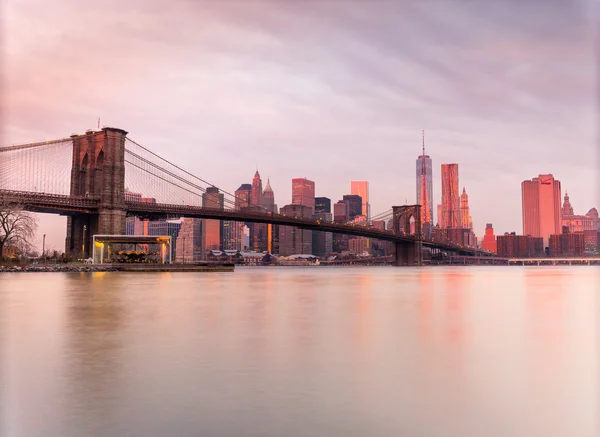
<box><xmin>0</xmin><ymin>263</ymin><xmax>235</xmax><ymax>273</ymax></box>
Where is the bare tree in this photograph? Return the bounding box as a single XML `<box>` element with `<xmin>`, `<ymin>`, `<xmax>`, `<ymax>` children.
<box><xmin>0</xmin><ymin>202</ymin><xmax>37</xmax><ymax>257</ymax></box>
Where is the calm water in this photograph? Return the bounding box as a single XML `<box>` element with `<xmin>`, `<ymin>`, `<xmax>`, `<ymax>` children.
<box><xmin>1</xmin><ymin>267</ymin><xmax>598</xmax><ymax>437</ymax></box>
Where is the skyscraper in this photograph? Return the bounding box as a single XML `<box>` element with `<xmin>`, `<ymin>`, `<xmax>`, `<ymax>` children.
<box><xmin>481</xmin><ymin>223</ymin><xmax>496</xmax><ymax>253</ymax></box>
<box><xmin>315</xmin><ymin>197</ymin><xmax>331</xmax><ymax>214</ymax></box>
<box><xmin>279</xmin><ymin>204</ymin><xmax>312</xmax><ymax>255</ymax></box>
<box><xmin>522</xmin><ymin>174</ymin><xmax>562</xmax><ymax>247</ymax></box>
<box><xmin>202</xmin><ymin>186</ymin><xmax>224</xmax><ymax>254</ymax></box>
<box><xmin>342</xmin><ymin>194</ymin><xmax>362</xmax><ymax>220</ymax></box>
<box><xmin>251</xmin><ymin>170</ymin><xmax>263</xmax><ymax>208</ymax></box>
<box><xmin>459</xmin><ymin>187</ymin><xmax>472</xmax><ymax>229</ymax></box>
<box><xmin>292</xmin><ymin>178</ymin><xmax>315</xmax><ymax>212</ymax></box>
<box><xmin>262</xmin><ymin>178</ymin><xmax>277</xmax><ymax>212</ymax></box>
<box><xmin>350</xmin><ymin>181</ymin><xmax>369</xmax><ymax>221</ymax></box>
<box><xmin>416</xmin><ymin>131</ymin><xmax>433</xmax><ymax>236</ymax></box>
<box><xmin>441</xmin><ymin>163</ymin><xmax>460</xmax><ymax>228</ymax></box>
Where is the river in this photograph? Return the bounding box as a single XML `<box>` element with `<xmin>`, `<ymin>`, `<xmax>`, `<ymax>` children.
<box><xmin>1</xmin><ymin>266</ymin><xmax>598</xmax><ymax>437</ymax></box>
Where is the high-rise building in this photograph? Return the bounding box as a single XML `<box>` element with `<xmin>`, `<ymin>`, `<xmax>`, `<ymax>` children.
<box><xmin>342</xmin><ymin>194</ymin><xmax>362</xmax><ymax>220</ymax></box>
<box><xmin>522</xmin><ymin>174</ymin><xmax>562</xmax><ymax>247</ymax></box>
<box><xmin>251</xmin><ymin>170</ymin><xmax>263</xmax><ymax>208</ymax></box>
<box><xmin>292</xmin><ymin>178</ymin><xmax>315</xmax><ymax>212</ymax></box>
<box><xmin>279</xmin><ymin>204</ymin><xmax>312</xmax><ymax>255</ymax></box>
<box><xmin>175</xmin><ymin>218</ymin><xmax>202</xmax><ymax>262</ymax></box>
<box><xmin>202</xmin><ymin>187</ymin><xmax>224</xmax><ymax>255</ymax></box>
<box><xmin>416</xmin><ymin>132</ymin><xmax>433</xmax><ymax>236</ymax></box>
<box><xmin>148</xmin><ymin>220</ymin><xmax>182</xmax><ymax>261</ymax></box>
<box><xmin>235</xmin><ymin>184</ymin><xmax>252</xmax><ymax>209</ymax></box>
<box><xmin>223</xmin><ymin>183</ymin><xmax>253</xmax><ymax>251</ymax></box>
<box><xmin>261</xmin><ymin>179</ymin><xmax>277</xmax><ymax>253</ymax></box>
<box><xmin>262</xmin><ymin>178</ymin><xmax>277</xmax><ymax>213</ymax></box>
<box><xmin>436</xmin><ymin>204</ymin><xmax>443</xmax><ymax>227</ymax></box>
<box><xmin>441</xmin><ymin>164</ymin><xmax>460</xmax><ymax>228</ymax></box>
<box><xmin>351</xmin><ymin>181</ymin><xmax>370</xmax><ymax>221</ymax></box>
<box><xmin>315</xmin><ymin>197</ymin><xmax>331</xmax><ymax>214</ymax></box>
<box><xmin>333</xmin><ymin>200</ymin><xmax>349</xmax><ymax>223</ymax></box>
<box><xmin>459</xmin><ymin>187</ymin><xmax>473</xmax><ymax>230</ymax></box>
<box><xmin>312</xmin><ymin>212</ymin><xmax>333</xmax><ymax>257</ymax></box>
<box><xmin>481</xmin><ymin>223</ymin><xmax>497</xmax><ymax>253</ymax></box>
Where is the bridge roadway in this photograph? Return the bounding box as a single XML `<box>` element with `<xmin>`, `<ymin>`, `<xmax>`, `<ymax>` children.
<box><xmin>0</xmin><ymin>189</ymin><xmax>485</xmax><ymax>256</ymax></box>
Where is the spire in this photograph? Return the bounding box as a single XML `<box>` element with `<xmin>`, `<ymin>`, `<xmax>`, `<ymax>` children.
<box><xmin>422</xmin><ymin>129</ymin><xmax>425</xmax><ymax>157</ymax></box>
<box><xmin>264</xmin><ymin>178</ymin><xmax>273</xmax><ymax>192</ymax></box>
<box><xmin>462</xmin><ymin>187</ymin><xmax>466</xmax><ymax>195</ymax></box>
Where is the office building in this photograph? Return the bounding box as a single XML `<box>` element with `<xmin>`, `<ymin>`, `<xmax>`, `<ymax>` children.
<box><xmin>202</xmin><ymin>187</ymin><xmax>224</xmax><ymax>255</ymax></box>
<box><xmin>481</xmin><ymin>223</ymin><xmax>497</xmax><ymax>253</ymax></box>
<box><xmin>148</xmin><ymin>220</ymin><xmax>182</xmax><ymax>261</ymax></box>
<box><xmin>351</xmin><ymin>181</ymin><xmax>370</xmax><ymax>221</ymax></box>
<box><xmin>312</xmin><ymin>212</ymin><xmax>333</xmax><ymax>257</ymax></box>
<box><xmin>343</xmin><ymin>194</ymin><xmax>362</xmax><ymax>220</ymax></box>
<box><xmin>278</xmin><ymin>204</ymin><xmax>312</xmax><ymax>255</ymax></box>
<box><xmin>416</xmin><ymin>133</ymin><xmax>433</xmax><ymax>236</ymax></box>
<box><xmin>440</xmin><ymin>163</ymin><xmax>460</xmax><ymax>228</ymax></box>
<box><xmin>292</xmin><ymin>178</ymin><xmax>315</xmax><ymax>212</ymax></box>
<box><xmin>333</xmin><ymin>200</ymin><xmax>349</xmax><ymax>223</ymax></box>
<box><xmin>175</xmin><ymin>218</ymin><xmax>202</xmax><ymax>262</ymax></box>
<box><xmin>459</xmin><ymin>187</ymin><xmax>472</xmax><ymax>230</ymax></box>
<box><xmin>522</xmin><ymin>174</ymin><xmax>561</xmax><ymax>247</ymax></box>
<box><xmin>315</xmin><ymin>197</ymin><xmax>331</xmax><ymax>214</ymax></box>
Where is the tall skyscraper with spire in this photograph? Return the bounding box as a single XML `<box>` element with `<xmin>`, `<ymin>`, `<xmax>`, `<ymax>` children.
<box><xmin>251</xmin><ymin>170</ymin><xmax>263</xmax><ymax>208</ymax></box>
<box><xmin>262</xmin><ymin>178</ymin><xmax>277</xmax><ymax>212</ymax></box>
<box><xmin>416</xmin><ymin>131</ymin><xmax>433</xmax><ymax>237</ymax></box>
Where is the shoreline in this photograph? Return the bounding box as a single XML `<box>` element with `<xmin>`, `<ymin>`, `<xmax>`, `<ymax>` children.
<box><xmin>0</xmin><ymin>263</ymin><xmax>235</xmax><ymax>273</ymax></box>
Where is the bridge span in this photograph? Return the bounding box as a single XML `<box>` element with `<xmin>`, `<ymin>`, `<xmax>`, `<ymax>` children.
<box><xmin>0</xmin><ymin>127</ymin><xmax>489</xmax><ymax>265</ymax></box>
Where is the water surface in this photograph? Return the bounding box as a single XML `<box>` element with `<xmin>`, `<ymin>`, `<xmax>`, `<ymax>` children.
<box><xmin>1</xmin><ymin>266</ymin><xmax>598</xmax><ymax>437</ymax></box>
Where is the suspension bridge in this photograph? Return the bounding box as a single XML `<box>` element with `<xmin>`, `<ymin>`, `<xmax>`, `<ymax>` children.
<box><xmin>0</xmin><ymin>127</ymin><xmax>488</xmax><ymax>265</ymax></box>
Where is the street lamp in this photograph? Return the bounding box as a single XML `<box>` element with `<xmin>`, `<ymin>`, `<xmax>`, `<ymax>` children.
<box><xmin>82</xmin><ymin>225</ymin><xmax>87</xmax><ymax>259</ymax></box>
<box><xmin>42</xmin><ymin>234</ymin><xmax>46</xmax><ymax>264</ymax></box>
<box><xmin>183</xmin><ymin>236</ymin><xmax>186</xmax><ymax>264</ymax></box>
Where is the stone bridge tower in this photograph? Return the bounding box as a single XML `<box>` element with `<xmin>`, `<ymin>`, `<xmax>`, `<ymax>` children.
<box><xmin>65</xmin><ymin>127</ymin><xmax>128</xmax><ymax>258</ymax></box>
<box><xmin>391</xmin><ymin>205</ymin><xmax>423</xmax><ymax>266</ymax></box>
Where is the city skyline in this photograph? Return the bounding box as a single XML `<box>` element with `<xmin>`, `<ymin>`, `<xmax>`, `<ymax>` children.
<box><xmin>2</xmin><ymin>0</ymin><xmax>597</xmax><ymax>251</ymax></box>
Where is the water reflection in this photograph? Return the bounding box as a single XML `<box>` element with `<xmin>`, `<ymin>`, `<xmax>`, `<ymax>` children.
<box><xmin>1</xmin><ymin>267</ymin><xmax>597</xmax><ymax>437</ymax></box>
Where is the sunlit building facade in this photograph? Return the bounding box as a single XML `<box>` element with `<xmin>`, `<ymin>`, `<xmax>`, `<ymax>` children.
<box><xmin>459</xmin><ymin>187</ymin><xmax>473</xmax><ymax>230</ymax></box>
<box><xmin>292</xmin><ymin>178</ymin><xmax>315</xmax><ymax>212</ymax></box>
<box><xmin>440</xmin><ymin>164</ymin><xmax>460</xmax><ymax>228</ymax></box>
<box><xmin>481</xmin><ymin>223</ymin><xmax>497</xmax><ymax>253</ymax></box>
<box><xmin>416</xmin><ymin>149</ymin><xmax>433</xmax><ymax>236</ymax></box>
<box><xmin>522</xmin><ymin>174</ymin><xmax>561</xmax><ymax>247</ymax></box>
<box><xmin>351</xmin><ymin>181</ymin><xmax>370</xmax><ymax>222</ymax></box>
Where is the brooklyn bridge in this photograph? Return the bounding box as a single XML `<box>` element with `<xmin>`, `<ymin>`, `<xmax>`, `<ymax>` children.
<box><xmin>0</xmin><ymin>127</ymin><xmax>490</xmax><ymax>265</ymax></box>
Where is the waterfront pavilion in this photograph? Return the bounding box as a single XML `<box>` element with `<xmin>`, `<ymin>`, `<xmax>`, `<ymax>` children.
<box><xmin>92</xmin><ymin>235</ymin><xmax>172</xmax><ymax>264</ymax></box>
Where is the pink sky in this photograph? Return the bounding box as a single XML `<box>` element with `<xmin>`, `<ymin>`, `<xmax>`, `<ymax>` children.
<box><xmin>1</xmin><ymin>0</ymin><xmax>598</xmax><ymax>252</ymax></box>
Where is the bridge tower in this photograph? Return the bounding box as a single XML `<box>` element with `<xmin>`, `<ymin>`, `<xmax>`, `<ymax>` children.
<box><xmin>65</xmin><ymin>127</ymin><xmax>128</xmax><ymax>258</ymax></box>
<box><xmin>391</xmin><ymin>205</ymin><xmax>423</xmax><ymax>266</ymax></box>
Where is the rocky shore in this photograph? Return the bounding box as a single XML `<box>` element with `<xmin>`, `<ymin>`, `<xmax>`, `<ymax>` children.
<box><xmin>0</xmin><ymin>264</ymin><xmax>118</xmax><ymax>273</ymax></box>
